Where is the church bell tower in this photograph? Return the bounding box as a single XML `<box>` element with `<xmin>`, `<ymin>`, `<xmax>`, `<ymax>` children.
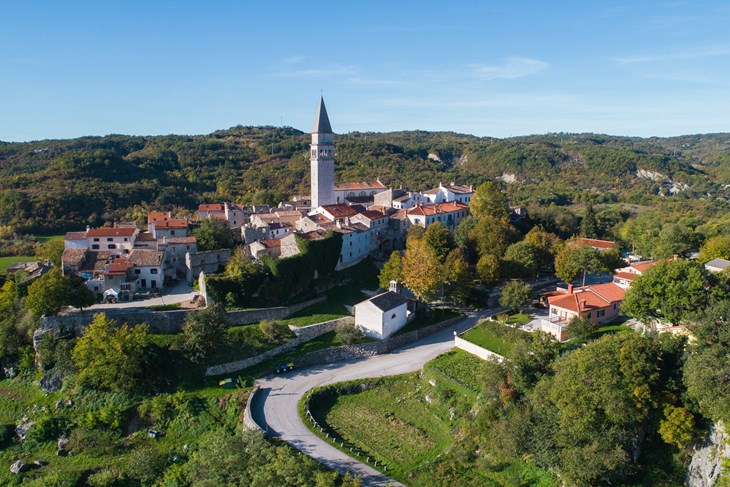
<box><xmin>310</xmin><ymin>97</ymin><xmax>335</xmax><ymax>208</ymax></box>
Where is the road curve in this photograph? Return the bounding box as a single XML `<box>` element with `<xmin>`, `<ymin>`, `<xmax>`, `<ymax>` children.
<box><xmin>251</xmin><ymin>310</ymin><xmax>496</xmax><ymax>486</ymax></box>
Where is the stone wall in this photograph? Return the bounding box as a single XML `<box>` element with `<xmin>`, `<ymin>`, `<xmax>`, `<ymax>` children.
<box><xmin>244</xmin><ymin>386</ymin><xmax>265</xmax><ymax>433</ymax></box>
<box><xmin>205</xmin><ymin>313</ymin><xmax>346</xmax><ymax>376</ymax></box>
<box><xmin>454</xmin><ymin>336</ymin><xmax>505</xmax><ymax>362</ymax></box>
<box><xmin>687</xmin><ymin>421</ymin><xmax>729</xmax><ymax>487</ymax></box>
<box><xmin>198</xmin><ymin>271</ymin><xmax>209</xmax><ymax>304</ymax></box>
<box><xmin>34</xmin><ymin>296</ymin><xmax>327</xmax><ymax>346</ymax></box>
<box><xmin>185</xmin><ymin>249</ymin><xmax>231</xmax><ymax>282</ymax></box>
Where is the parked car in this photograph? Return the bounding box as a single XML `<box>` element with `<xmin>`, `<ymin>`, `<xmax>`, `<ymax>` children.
<box><xmin>275</xmin><ymin>363</ymin><xmax>294</xmax><ymax>374</ymax></box>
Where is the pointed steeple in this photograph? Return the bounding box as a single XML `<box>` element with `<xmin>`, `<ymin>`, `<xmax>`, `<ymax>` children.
<box><xmin>313</xmin><ymin>96</ymin><xmax>333</xmax><ymax>134</ymax></box>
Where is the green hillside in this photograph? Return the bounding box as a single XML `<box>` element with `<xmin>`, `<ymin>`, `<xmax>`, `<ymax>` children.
<box><xmin>0</xmin><ymin>128</ymin><xmax>728</xmax><ymax>234</ymax></box>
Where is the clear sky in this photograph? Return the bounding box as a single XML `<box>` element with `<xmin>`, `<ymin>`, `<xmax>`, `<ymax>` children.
<box><xmin>2</xmin><ymin>1</ymin><xmax>729</xmax><ymax>141</ymax></box>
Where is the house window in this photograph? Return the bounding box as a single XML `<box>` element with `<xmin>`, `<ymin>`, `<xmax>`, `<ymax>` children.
<box><xmin>171</xmin><ymin>230</ymin><xmax>176</xmax><ymax>235</ymax></box>
<box><xmin>391</xmin><ymin>313</ymin><xmax>396</xmax><ymax>319</ymax></box>
<box><xmin>108</xmin><ymin>244</ymin><xmax>116</xmax><ymax>249</ymax></box>
<box><xmin>613</xmin><ymin>303</ymin><xmax>617</xmax><ymax>310</ymax></box>
<box><xmin>91</xmin><ymin>244</ymin><xmax>99</xmax><ymax>250</ymax></box>
<box><xmin>151</xmin><ymin>269</ymin><xmax>158</xmax><ymax>274</ymax></box>
<box><xmin>186</xmin><ymin>246</ymin><xmax>190</xmax><ymax>250</ymax></box>
<box><xmin>587</xmin><ymin>312</ymin><xmax>592</xmax><ymax>319</ymax></box>
<box><xmin>93</xmin><ymin>238</ymin><xmax>99</xmax><ymax>242</ymax></box>
<box><xmin>134</xmin><ymin>269</ymin><xmax>141</xmax><ymax>275</ymax></box>
<box><xmin>107</xmin><ymin>237</ymin><xmax>113</xmax><ymax>242</ymax></box>
<box><xmin>124</xmin><ymin>237</ymin><xmax>128</xmax><ymax>241</ymax></box>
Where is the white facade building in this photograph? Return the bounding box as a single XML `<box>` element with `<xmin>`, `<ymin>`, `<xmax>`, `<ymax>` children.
<box><xmin>354</xmin><ymin>291</ymin><xmax>409</xmax><ymax>340</ymax></box>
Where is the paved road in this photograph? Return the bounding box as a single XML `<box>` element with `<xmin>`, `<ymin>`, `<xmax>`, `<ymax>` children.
<box><xmin>252</xmin><ymin>310</ymin><xmax>499</xmax><ymax>486</ymax></box>
<box><xmin>85</xmin><ymin>280</ymin><xmax>198</xmax><ymax>310</ymax></box>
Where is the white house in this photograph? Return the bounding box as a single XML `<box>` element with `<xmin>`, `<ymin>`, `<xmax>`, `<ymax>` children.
<box><xmin>354</xmin><ymin>291</ymin><xmax>409</xmax><ymax>340</ymax></box>
<box><xmin>406</xmin><ymin>201</ymin><xmax>470</xmax><ymax>232</ymax></box>
<box><xmin>86</xmin><ymin>227</ymin><xmax>139</xmax><ymax>256</ymax></box>
<box><xmin>333</xmin><ymin>181</ymin><xmax>386</xmax><ymax>205</ymax></box>
<box><xmin>422</xmin><ymin>182</ymin><xmax>474</xmax><ymax>205</ymax></box>
<box><xmin>705</xmin><ymin>258</ymin><xmax>730</xmax><ymax>273</ymax></box>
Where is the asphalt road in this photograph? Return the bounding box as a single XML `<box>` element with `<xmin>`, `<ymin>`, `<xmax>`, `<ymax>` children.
<box><xmin>251</xmin><ymin>310</ymin><xmax>498</xmax><ymax>486</ymax></box>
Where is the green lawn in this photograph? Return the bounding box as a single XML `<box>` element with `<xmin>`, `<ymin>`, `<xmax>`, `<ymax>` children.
<box><xmin>0</xmin><ymin>255</ymin><xmax>36</xmax><ymax>273</ymax></box>
<box><xmin>34</xmin><ymin>234</ymin><xmax>64</xmax><ymax>244</ymax></box>
<box><xmin>305</xmin><ymin>374</ymin><xmax>453</xmax><ymax>480</ymax></box>
<box><xmin>393</xmin><ymin>307</ymin><xmax>461</xmax><ymax>336</ymax></box>
<box><xmin>462</xmin><ymin>319</ymin><xmax>528</xmax><ymax>356</ymax></box>
<box><xmin>506</xmin><ymin>312</ymin><xmax>530</xmax><ymax>326</ymax></box>
<box><xmin>423</xmin><ymin>349</ymin><xmax>485</xmax><ymax>397</ymax></box>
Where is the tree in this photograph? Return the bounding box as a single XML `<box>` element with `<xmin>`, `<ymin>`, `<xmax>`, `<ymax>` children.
<box><xmin>378</xmin><ymin>251</ymin><xmax>402</xmax><ymax>289</ymax></box>
<box><xmin>193</xmin><ymin>218</ymin><xmax>233</xmax><ymax>251</ymax></box>
<box><xmin>566</xmin><ymin>315</ymin><xmax>595</xmax><ymax>342</ymax></box>
<box><xmin>25</xmin><ymin>268</ymin><xmax>71</xmax><ymax>317</ymax></box>
<box><xmin>471</xmin><ymin>181</ymin><xmax>508</xmax><ymax>220</ymax></box>
<box><xmin>499</xmin><ymin>280</ymin><xmax>531</xmax><ymax>312</ymax></box>
<box><xmin>468</xmin><ymin>215</ymin><xmax>520</xmax><ymax>260</ymax></box>
<box><xmin>180</xmin><ymin>304</ymin><xmax>227</xmax><ymax>364</ymax></box>
<box><xmin>454</xmin><ymin>216</ymin><xmax>477</xmax><ymax>251</ymax></box>
<box><xmin>684</xmin><ymin>299</ymin><xmax>730</xmax><ymax>424</ymax></box>
<box><xmin>658</xmin><ymin>405</ymin><xmax>696</xmax><ymax>449</ymax></box>
<box><xmin>72</xmin><ymin>313</ymin><xmax>149</xmax><ymax>393</ymax></box>
<box><xmin>335</xmin><ymin>321</ymin><xmax>362</xmax><ymax>345</ymax></box>
<box><xmin>653</xmin><ymin>223</ymin><xmax>698</xmax><ymax>259</ymax></box>
<box><xmin>699</xmin><ymin>235</ymin><xmax>730</xmax><ymax>263</ymax></box>
<box><xmin>524</xmin><ymin>227</ymin><xmax>562</xmax><ymax>268</ymax></box>
<box><xmin>554</xmin><ymin>244</ymin><xmax>603</xmax><ymax>285</ymax></box>
<box><xmin>622</xmin><ymin>260</ymin><xmax>708</xmax><ymax>324</ymax></box>
<box><xmin>424</xmin><ymin>221</ymin><xmax>454</xmax><ymax>263</ymax></box>
<box><xmin>476</xmin><ymin>254</ymin><xmax>500</xmax><ymax>283</ymax></box>
<box><xmin>443</xmin><ymin>248</ymin><xmax>471</xmax><ymax>304</ymax></box>
<box><xmin>67</xmin><ymin>278</ymin><xmax>96</xmax><ymax>311</ymax></box>
<box><xmin>36</xmin><ymin>238</ymin><xmax>65</xmax><ymax>267</ymax></box>
<box><xmin>502</xmin><ymin>241</ymin><xmax>541</xmax><ymax>278</ymax></box>
<box><xmin>402</xmin><ymin>237</ymin><xmax>443</xmax><ymax>301</ymax></box>
<box><xmin>580</xmin><ymin>203</ymin><xmax>598</xmax><ymax>238</ymax></box>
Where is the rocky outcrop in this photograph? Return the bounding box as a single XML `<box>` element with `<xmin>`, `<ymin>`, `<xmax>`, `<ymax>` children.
<box><xmin>687</xmin><ymin>421</ymin><xmax>729</xmax><ymax>487</ymax></box>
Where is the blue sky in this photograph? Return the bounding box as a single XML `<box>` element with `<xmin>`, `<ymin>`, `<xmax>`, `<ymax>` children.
<box><xmin>2</xmin><ymin>1</ymin><xmax>729</xmax><ymax>141</ymax></box>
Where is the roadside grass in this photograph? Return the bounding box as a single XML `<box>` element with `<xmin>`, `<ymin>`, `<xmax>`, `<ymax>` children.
<box><xmin>393</xmin><ymin>307</ymin><xmax>461</xmax><ymax>336</ymax></box>
<box><xmin>303</xmin><ymin>374</ymin><xmax>452</xmax><ymax>480</ymax></box>
<box><xmin>423</xmin><ymin>349</ymin><xmax>484</xmax><ymax>398</ymax></box>
<box><xmin>227</xmin><ymin>330</ymin><xmax>373</xmax><ymax>379</ymax></box>
<box><xmin>0</xmin><ymin>255</ymin><xmax>36</xmax><ymax>273</ymax></box>
<box><xmin>462</xmin><ymin>319</ymin><xmax>527</xmax><ymax>356</ymax></box>
<box><xmin>146</xmin><ymin>302</ymin><xmax>182</xmax><ymax>311</ymax></box>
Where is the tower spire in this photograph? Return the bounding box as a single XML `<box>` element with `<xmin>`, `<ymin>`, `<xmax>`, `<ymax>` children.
<box><xmin>313</xmin><ymin>96</ymin><xmax>332</xmax><ymax>134</ymax></box>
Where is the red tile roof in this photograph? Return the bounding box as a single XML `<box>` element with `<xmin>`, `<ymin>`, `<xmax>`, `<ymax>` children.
<box><xmin>359</xmin><ymin>210</ymin><xmax>387</xmax><ymax>220</ymax></box>
<box><xmin>61</xmin><ymin>248</ymin><xmax>87</xmax><ymax>266</ymax></box>
<box><xmin>64</xmin><ymin>231</ymin><xmax>87</xmax><ymax>241</ymax></box>
<box><xmin>159</xmin><ymin>236</ymin><xmax>197</xmax><ymax>245</ymax></box>
<box><xmin>574</xmin><ymin>238</ymin><xmax>616</xmax><ymax>250</ymax></box>
<box><xmin>136</xmin><ymin>231</ymin><xmax>157</xmax><ymax>242</ymax></box>
<box><xmin>631</xmin><ymin>260</ymin><xmax>660</xmax><ymax>273</ymax></box>
<box><xmin>147</xmin><ymin>211</ymin><xmax>172</xmax><ymax>224</ymax></box>
<box><xmin>334</xmin><ymin>181</ymin><xmax>385</xmax><ymax>191</ymax></box>
<box><xmin>297</xmin><ymin>231</ymin><xmax>325</xmax><ymax>241</ymax></box>
<box><xmin>613</xmin><ymin>272</ymin><xmax>638</xmax><ymax>281</ymax></box>
<box><xmin>128</xmin><ymin>249</ymin><xmax>164</xmax><ymax>267</ymax></box>
<box><xmin>548</xmin><ymin>283</ymin><xmax>625</xmax><ymax>313</ymax></box>
<box><xmin>320</xmin><ymin>204</ymin><xmax>360</xmax><ymax>219</ymax></box>
<box><xmin>406</xmin><ymin>201</ymin><xmax>469</xmax><ymax>217</ymax></box>
<box><xmin>105</xmin><ymin>258</ymin><xmax>132</xmax><ymax>275</ymax></box>
<box><xmin>153</xmin><ymin>219</ymin><xmax>189</xmax><ymax>229</ymax></box>
<box><xmin>199</xmin><ymin>203</ymin><xmax>225</xmax><ymax>212</ymax></box>
<box><xmin>87</xmin><ymin>227</ymin><xmax>137</xmax><ymax>238</ymax></box>
<box><xmin>258</xmin><ymin>239</ymin><xmax>282</xmax><ymax>248</ymax></box>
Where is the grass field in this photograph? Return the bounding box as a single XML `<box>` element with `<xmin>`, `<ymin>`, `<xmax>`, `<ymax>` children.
<box><xmin>506</xmin><ymin>312</ymin><xmax>530</xmax><ymax>326</ymax></box>
<box><xmin>0</xmin><ymin>255</ymin><xmax>36</xmax><ymax>273</ymax></box>
<box><xmin>461</xmin><ymin>320</ymin><xmax>526</xmax><ymax>356</ymax></box>
<box><xmin>393</xmin><ymin>307</ymin><xmax>461</xmax><ymax>336</ymax></box>
<box><xmin>34</xmin><ymin>234</ymin><xmax>64</xmax><ymax>244</ymax></box>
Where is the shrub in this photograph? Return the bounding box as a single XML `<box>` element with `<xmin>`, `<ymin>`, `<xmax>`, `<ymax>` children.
<box><xmin>125</xmin><ymin>445</ymin><xmax>169</xmax><ymax>485</ymax></box>
<box><xmin>25</xmin><ymin>416</ymin><xmax>68</xmax><ymax>444</ymax></box>
<box><xmin>87</xmin><ymin>467</ymin><xmax>122</xmax><ymax>487</ymax></box>
<box><xmin>335</xmin><ymin>321</ymin><xmax>362</xmax><ymax>345</ymax></box>
<box><xmin>259</xmin><ymin>320</ymin><xmax>289</xmax><ymax>341</ymax></box>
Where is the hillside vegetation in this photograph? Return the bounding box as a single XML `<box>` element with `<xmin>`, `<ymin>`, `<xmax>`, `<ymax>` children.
<box><xmin>0</xmin><ymin>128</ymin><xmax>728</xmax><ymax>234</ymax></box>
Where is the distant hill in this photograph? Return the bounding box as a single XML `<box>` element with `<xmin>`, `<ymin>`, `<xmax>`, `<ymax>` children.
<box><xmin>0</xmin><ymin>128</ymin><xmax>728</xmax><ymax>233</ymax></box>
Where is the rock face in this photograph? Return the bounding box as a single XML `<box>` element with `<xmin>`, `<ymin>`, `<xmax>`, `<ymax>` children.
<box><xmin>687</xmin><ymin>421</ymin><xmax>729</xmax><ymax>487</ymax></box>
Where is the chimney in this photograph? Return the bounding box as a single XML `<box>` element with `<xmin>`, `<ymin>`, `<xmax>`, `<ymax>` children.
<box><xmin>568</xmin><ymin>284</ymin><xmax>574</xmax><ymax>293</ymax></box>
<box><xmin>86</xmin><ymin>225</ymin><xmax>90</xmax><ymax>233</ymax></box>
<box><xmin>389</xmin><ymin>280</ymin><xmax>401</xmax><ymax>293</ymax></box>
<box><xmin>673</xmin><ymin>254</ymin><xmax>679</xmax><ymax>260</ymax></box>
<box><xmin>580</xmin><ymin>299</ymin><xmax>587</xmax><ymax>309</ymax></box>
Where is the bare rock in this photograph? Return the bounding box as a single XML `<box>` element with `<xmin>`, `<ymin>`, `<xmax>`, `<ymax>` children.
<box><xmin>39</xmin><ymin>371</ymin><xmax>62</xmax><ymax>393</ymax></box>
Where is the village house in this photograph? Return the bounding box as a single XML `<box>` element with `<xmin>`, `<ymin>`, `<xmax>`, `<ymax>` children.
<box><xmin>705</xmin><ymin>257</ymin><xmax>730</xmax><ymax>273</ymax></box>
<box><xmin>249</xmin><ymin>238</ymin><xmax>282</xmax><ymax>260</ymax></box>
<box><xmin>406</xmin><ymin>201</ymin><xmax>470</xmax><ymax>232</ymax></box>
<box><xmin>333</xmin><ymin>180</ymin><xmax>386</xmax><ymax>205</ymax></box>
<box><xmin>149</xmin><ymin>219</ymin><xmax>190</xmax><ymax>239</ymax></box>
<box><xmin>613</xmin><ymin>260</ymin><xmax>661</xmax><ymax>289</ymax></box>
<box><xmin>422</xmin><ymin>182</ymin><xmax>474</xmax><ymax>205</ymax></box>
<box><xmin>63</xmin><ymin>227</ymin><xmax>139</xmax><ymax>257</ymax></box>
<box><xmin>354</xmin><ymin>290</ymin><xmax>410</xmax><ymax>340</ymax></box>
<box><xmin>158</xmin><ymin>236</ymin><xmax>198</xmax><ymax>279</ymax></box>
<box><xmin>572</xmin><ymin>238</ymin><xmax>618</xmax><ymax>252</ymax></box>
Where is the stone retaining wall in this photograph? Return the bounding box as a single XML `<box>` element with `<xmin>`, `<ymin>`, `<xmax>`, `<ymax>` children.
<box><xmin>454</xmin><ymin>336</ymin><xmax>505</xmax><ymax>362</ymax></box>
<box><xmin>205</xmin><ymin>315</ymin><xmax>352</xmax><ymax>376</ymax></box>
<box><xmin>243</xmin><ymin>386</ymin><xmax>265</xmax><ymax>433</ymax></box>
<box><xmin>35</xmin><ymin>296</ymin><xmax>327</xmax><ymax>344</ymax></box>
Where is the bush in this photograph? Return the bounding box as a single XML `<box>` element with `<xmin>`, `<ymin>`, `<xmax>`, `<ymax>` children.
<box><xmin>68</xmin><ymin>428</ymin><xmax>121</xmax><ymax>455</ymax></box>
<box><xmin>0</xmin><ymin>423</ymin><xmax>14</xmax><ymax>449</ymax></box>
<box><xmin>25</xmin><ymin>416</ymin><xmax>68</xmax><ymax>444</ymax></box>
<box><xmin>335</xmin><ymin>321</ymin><xmax>362</xmax><ymax>345</ymax></box>
<box><xmin>125</xmin><ymin>445</ymin><xmax>169</xmax><ymax>485</ymax></box>
<box><xmin>259</xmin><ymin>320</ymin><xmax>289</xmax><ymax>341</ymax></box>
<box><xmin>87</xmin><ymin>467</ymin><xmax>123</xmax><ymax>487</ymax></box>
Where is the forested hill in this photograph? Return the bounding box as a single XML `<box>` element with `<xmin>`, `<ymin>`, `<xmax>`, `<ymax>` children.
<box><xmin>0</xmin><ymin>127</ymin><xmax>728</xmax><ymax>233</ymax></box>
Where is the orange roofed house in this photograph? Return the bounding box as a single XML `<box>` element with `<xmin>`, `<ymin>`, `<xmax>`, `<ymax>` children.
<box><xmin>406</xmin><ymin>201</ymin><xmax>470</xmax><ymax>232</ymax></box>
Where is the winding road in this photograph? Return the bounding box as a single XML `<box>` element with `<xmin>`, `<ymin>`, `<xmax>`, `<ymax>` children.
<box><xmin>251</xmin><ymin>310</ymin><xmax>497</xmax><ymax>486</ymax></box>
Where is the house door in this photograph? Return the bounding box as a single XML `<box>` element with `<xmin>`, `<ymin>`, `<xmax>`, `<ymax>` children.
<box><xmin>151</xmin><ymin>280</ymin><xmax>157</xmax><ymax>288</ymax></box>
<box><xmin>141</xmin><ymin>279</ymin><xmax>146</xmax><ymax>288</ymax></box>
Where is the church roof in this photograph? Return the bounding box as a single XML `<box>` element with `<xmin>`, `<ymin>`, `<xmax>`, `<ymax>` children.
<box><xmin>313</xmin><ymin>97</ymin><xmax>332</xmax><ymax>134</ymax></box>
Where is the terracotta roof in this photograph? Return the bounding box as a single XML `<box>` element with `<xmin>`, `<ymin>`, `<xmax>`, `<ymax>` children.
<box><xmin>153</xmin><ymin>219</ymin><xmax>189</xmax><ymax>229</ymax></box>
<box><xmin>128</xmin><ymin>249</ymin><xmax>164</xmax><ymax>267</ymax></box>
<box><xmin>631</xmin><ymin>260</ymin><xmax>661</xmax><ymax>273</ymax></box>
<box><xmin>147</xmin><ymin>211</ymin><xmax>172</xmax><ymax>224</ymax></box>
<box><xmin>573</xmin><ymin>238</ymin><xmax>616</xmax><ymax>250</ymax></box>
<box><xmin>136</xmin><ymin>232</ymin><xmax>156</xmax><ymax>242</ymax></box>
<box><xmin>359</xmin><ymin>210</ymin><xmax>388</xmax><ymax>220</ymax></box>
<box><xmin>320</xmin><ymin>204</ymin><xmax>359</xmax><ymax>219</ymax></box>
<box><xmin>390</xmin><ymin>209</ymin><xmax>409</xmax><ymax>221</ymax></box>
<box><xmin>62</xmin><ymin>248</ymin><xmax>87</xmax><ymax>267</ymax></box>
<box><xmin>64</xmin><ymin>231</ymin><xmax>87</xmax><ymax>241</ymax></box>
<box><xmin>87</xmin><ymin>227</ymin><xmax>137</xmax><ymax>238</ymax></box>
<box><xmin>298</xmin><ymin>231</ymin><xmax>325</xmax><ymax>241</ymax></box>
<box><xmin>79</xmin><ymin>251</ymin><xmax>113</xmax><ymax>272</ymax></box>
<box><xmin>105</xmin><ymin>258</ymin><xmax>132</xmax><ymax>275</ymax></box>
<box><xmin>613</xmin><ymin>272</ymin><xmax>638</xmax><ymax>281</ymax></box>
<box><xmin>406</xmin><ymin>201</ymin><xmax>469</xmax><ymax>217</ymax></box>
<box><xmin>159</xmin><ymin>236</ymin><xmax>197</xmax><ymax>245</ymax></box>
<box><xmin>257</xmin><ymin>239</ymin><xmax>282</xmax><ymax>248</ymax></box>
<box><xmin>199</xmin><ymin>203</ymin><xmax>225</xmax><ymax>212</ymax></box>
<box><xmin>334</xmin><ymin>181</ymin><xmax>386</xmax><ymax>191</ymax></box>
<box><xmin>549</xmin><ymin>283</ymin><xmax>625</xmax><ymax>313</ymax></box>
